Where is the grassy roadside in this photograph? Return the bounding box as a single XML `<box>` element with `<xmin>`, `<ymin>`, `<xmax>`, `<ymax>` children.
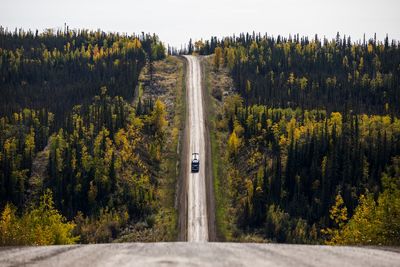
<box><xmin>155</xmin><ymin>56</ymin><xmax>186</xmax><ymax>241</ymax></box>
<box><xmin>161</xmin><ymin>56</ymin><xmax>186</xmax><ymax>240</ymax></box>
<box><xmin>202</xmin><ymin>56</ymin><xmax>234</xmax><ymax>241</ymax></box>
<box><xmin>117</xmin><ymin>56</ymin><xmax>185</xmax><ymax>241</ymax></box>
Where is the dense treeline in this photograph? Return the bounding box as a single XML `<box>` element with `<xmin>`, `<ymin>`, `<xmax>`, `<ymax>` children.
<box><xmin>200</xmin><ymin>33</ymin><xmax>400</xmax><ymax>244</ymax></box>
<box><xmin>0</xmin><ymin>27</ymin><xmax>168</xmax><ymax>244</ymax></box>
<box><xmin>201</xmin><ymin>31</ymin><xmax>400</xmax><ymax>243</ymax></box>
<box><xmin>219</xmin><ymin>94</ymin><xmax>400</xmax><ymax>243</ymax></box>
<box><xmin>0</xmin><ymin>26</ymin><xmax>165</xmax><ymax>124</ymax></box>
<box><xmin>48</xmin><ymin>90</ymin><xmax>167</xmax><ymax>242</ymax></box>
<box><xmin>196</xmin><ymin>33</ymin><xmax>400</xmax><ymax>115</ymax></box>
<box><xmin>323</xmin><ymin>158</ymin><xmax>400</xmax><ymax>245</ymax></box>
<box><xmin>48</xmin><ymin>90</ymin><xmax>157</xmax><ymax>219</ymax></box>
<box><xmin>0</xmin><ymin>108</ymin><xmax>53</xmax><ymax>208</ymax></box>
<box><xmin>0</xmin><ymin>90</ymin><xmax>167</xmax><ymax>243</ymax></box>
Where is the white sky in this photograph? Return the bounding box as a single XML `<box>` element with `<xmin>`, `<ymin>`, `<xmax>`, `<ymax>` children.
<box><xmin>1</xmin><ymin>0</ymin><xmax>399</xmax><ymax>47</ymax></box>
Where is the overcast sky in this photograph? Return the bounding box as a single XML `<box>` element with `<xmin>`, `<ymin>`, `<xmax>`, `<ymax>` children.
<box><xmin>1</xmin><ymin>0</ymin><xmax>399</xmax><ymax>47</ymax></box>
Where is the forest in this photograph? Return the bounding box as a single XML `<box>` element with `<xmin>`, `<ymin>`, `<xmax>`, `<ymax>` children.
<box><xmin>193</xmin><ymin>32</ymin><xmax>400</xmax><ymax>116</ymax></box>
<box><xmin>1</xmin><ymin>27</ymin><xmax>399</xmax><ymax>245</ymax></box>
<box><xmin>0</xmin><ymin>27</ymin><xmax>168</xmax><ymax>244</ymax></box>
<box><xmin>0</xmin><ymin>27</ymin><xmax>165</xmax><ymax>124</ymax></box>
<box><xmin>202</xmin><ymin>33</ymin><xmax>400</xmax><ymax>245</ymax></box>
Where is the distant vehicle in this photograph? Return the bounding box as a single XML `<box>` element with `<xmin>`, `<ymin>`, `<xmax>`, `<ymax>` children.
<box><xmin>191</xmin><ymin>153</ymin><xmax>199</xmax><ymax>173</ymax></box>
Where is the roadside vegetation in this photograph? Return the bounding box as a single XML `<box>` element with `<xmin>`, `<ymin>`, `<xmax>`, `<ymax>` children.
<box><xmin>116</xmin><ymin>56</ymin><xmax>186</xmax><ymax>242</ymax></box>
<box><xmin>199</xmin><ymin>33</ymin><xmax>400</xmax><ymax>245</ymax></box>
<box><xmin>203</xmin><ymin>56</ymin><xmax>236</xmax><ymax>241</ymax></box>
<box><xmin>1</xmin><ymin>190</ymin><xmax>77</xmax><ymax>245</ymax></box>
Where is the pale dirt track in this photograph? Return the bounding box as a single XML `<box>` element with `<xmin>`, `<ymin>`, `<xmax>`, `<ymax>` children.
<box><xmin>184</xmin><ymin>55</ymin><xmax>208</xmax><ymax>242</ymax></box>
<box><xmin>1</xmin><ymin>242</ymin><xmax>399</xmax><ymax>267</ymax></box>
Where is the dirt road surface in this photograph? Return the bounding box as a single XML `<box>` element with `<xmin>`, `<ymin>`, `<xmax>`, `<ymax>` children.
<box><xmin>1</xmin><ymin>243</ymin><xmax>399</xmax><ymax>267</ymax></box>
<box><xmin>184</xmin><ymin>55</ymin><xmax>208</xmax><ymax>242</ymax></box>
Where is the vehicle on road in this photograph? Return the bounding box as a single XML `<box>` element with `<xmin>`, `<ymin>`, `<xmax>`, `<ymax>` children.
<box><xmin>191</xmin><ymin>153</ymin><xmax>199</xmax><ymax>172</ymax></box>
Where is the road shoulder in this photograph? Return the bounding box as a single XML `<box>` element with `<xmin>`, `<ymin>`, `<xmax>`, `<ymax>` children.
<box><xmin>200</xmin><ymin>56</ymin><xmax>218</xmax><ymax>241</ymax></box>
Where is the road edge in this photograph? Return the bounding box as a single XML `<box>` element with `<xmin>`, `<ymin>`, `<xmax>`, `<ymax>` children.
<box><xmin>177</xmin><ymin>56</ymin><xmax>189</xmax><ymax>241</ymax></box>
<box><xmin>200</xmin><ymin>56</ymin><xmax>217</xmax><ymax>241</ymax></box>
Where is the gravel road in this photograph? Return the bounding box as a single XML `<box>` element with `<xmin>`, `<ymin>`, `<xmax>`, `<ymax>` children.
<box><xmin>1</xmin><ymin>242</ymin><xmax>399</xmax><ymax>267</ymax></box>
<box><xmin>184</xmin><ymin>55</ymin><xmax>208</xmax><ymax>242</ymax></box>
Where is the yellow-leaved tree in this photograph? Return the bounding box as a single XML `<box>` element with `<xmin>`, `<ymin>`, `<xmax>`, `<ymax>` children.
<box><xmin>214</xmin><ymin>47</ymin><xmax>223</xmax><ymax>70</ymax></box>
<box><xmin>0</xmin><ymin>189</ymin><xmax>78</xmax><ymax>245</ymax></box>
<box><xmin>147</xmin><ymin>99</ymin><xmax>168</xmax><ymax>161</ymax></box>
<box><xmin>151</xmin><ymin>99</ymin><xmax>168</xmax><ymax>136</ymax></box>
<box><xmin>322</xmin><ymin>157</ymin><xmax>400</xmax><ymax>245</ymax></box>
<box><xmin>228</xmin><ymin>131</ymin><xmax>241</xmax><ymax>158</ymax></box>
<box><xmin>321</xmin><ymin>193</ymin><xmax>348</xmax><ymax>245</ymax></box>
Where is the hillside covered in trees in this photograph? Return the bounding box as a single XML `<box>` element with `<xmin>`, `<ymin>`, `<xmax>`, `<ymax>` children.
<box><xmin>0</xmin><ymin>27</ymin><xmax>169</xmax><ymax>245</ymax></box>
<box><xmin>201</xmin><ymin>33</ymin><xmax>400</xmax><ymax>245</ymax></box>
<box><xmin>0</xmin><ymin>27</ymin><xmax>165</xmax><ymax>123</ymax></box>
<box><xmin>194</xmin><ymin>32</ymin><xmax>400</xmax><ymax>116</ymax></box>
